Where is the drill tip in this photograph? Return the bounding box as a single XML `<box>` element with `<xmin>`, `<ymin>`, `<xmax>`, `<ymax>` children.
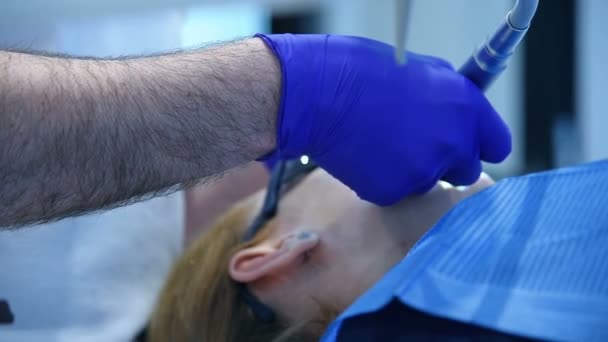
<box><xmin>395</xmin><ymin>0</ymin><xmax>411</xmax><ymax>65</ymax></box>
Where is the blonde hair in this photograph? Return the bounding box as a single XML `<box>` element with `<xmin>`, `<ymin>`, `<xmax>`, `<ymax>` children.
<box><xmin>149</xmin><ymin>200</ymin><xmax>337</xmax><ymax>341</ymax></box>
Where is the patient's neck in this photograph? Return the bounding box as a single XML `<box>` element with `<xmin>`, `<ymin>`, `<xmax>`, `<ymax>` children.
<box><xmin>382</xmin><ymin>175</ymin><xmax>494</xmax><ymax>253</ymax></box>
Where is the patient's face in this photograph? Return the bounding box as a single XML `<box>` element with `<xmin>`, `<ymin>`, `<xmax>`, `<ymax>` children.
<box><xmin>229</xmin><ymin>168</ymin><xmax>493</xmax><ymax>322</ymax></box>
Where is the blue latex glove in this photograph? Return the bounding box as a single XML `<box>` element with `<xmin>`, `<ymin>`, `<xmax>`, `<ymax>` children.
<box><xmin>257</xmin><ymin>34</ymin><xmax>511</xmax><ymax>206</ymax></box>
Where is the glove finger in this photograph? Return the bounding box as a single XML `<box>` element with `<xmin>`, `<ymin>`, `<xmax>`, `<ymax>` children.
<box><xmin>442</xmin><ymin>159</ymin><xmax>483</xmax><ymax>186</ymax></box>
<box><xmin>475</xmin><ymin>91</ymin><xmax>512</xmax><ymax>163</ymax></box>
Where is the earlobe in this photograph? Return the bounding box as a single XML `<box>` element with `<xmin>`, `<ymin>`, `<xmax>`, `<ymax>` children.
<box><xmin>228</xmin><ymin>231</ymin><xmax>319</xmax><ymax>283</ymax></box>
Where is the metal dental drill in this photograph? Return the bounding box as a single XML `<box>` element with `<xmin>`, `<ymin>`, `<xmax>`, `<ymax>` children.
<box><xmin>395</xmin><ymin>0</ymin><xmax>539</xmax><ymax>91</ymax></box>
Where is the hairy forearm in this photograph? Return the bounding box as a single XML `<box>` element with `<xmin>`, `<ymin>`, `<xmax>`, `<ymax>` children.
<box><xmin>0</xmin><ymin>38</ymin><xmax>279</xmax><ymax>228</ymax></box>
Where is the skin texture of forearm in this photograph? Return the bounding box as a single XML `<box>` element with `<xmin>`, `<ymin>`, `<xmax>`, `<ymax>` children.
<box><xmin>0</xmin><ymin>38</ymin><xmax>279</xmax><ymax>228</ymax></box>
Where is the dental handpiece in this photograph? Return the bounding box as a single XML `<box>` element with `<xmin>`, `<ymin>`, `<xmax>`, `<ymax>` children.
<box><xmin>395</xmin><ymin>0</ymin><xmax>538</xmax><ymax>91</ymax></box>
<box><xmin>458</xmin><ymin>0</ymin><xmax>539</xmax><ymax>91</ymax></box>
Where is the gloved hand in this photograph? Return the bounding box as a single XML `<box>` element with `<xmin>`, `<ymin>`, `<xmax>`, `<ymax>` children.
<box><xmin>257</xmin><ymin>34</ymin><xmax>511</xmax><ymax>206</ymax></box>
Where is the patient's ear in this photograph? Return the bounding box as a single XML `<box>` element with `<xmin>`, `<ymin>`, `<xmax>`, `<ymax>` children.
<box><xmin>229</xmin><ymin>231</ymin><xmax>319</xmax><ymax>283</ymax></box>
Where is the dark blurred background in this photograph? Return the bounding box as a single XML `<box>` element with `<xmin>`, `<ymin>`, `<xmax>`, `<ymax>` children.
<box><xmin>0</xmin><ymin>0</ymin><xmax>605</xmax><ymax>177</ymax></box>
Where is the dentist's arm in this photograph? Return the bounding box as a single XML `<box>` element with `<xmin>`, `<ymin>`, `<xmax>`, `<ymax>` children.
<box><xmin>0</xmin><ymin>39</ymin><xmax>279</xmax><ymax>227</ymax></box>
<box><xmin>0</xmin><ymin>34</ymin><xmax>511</xmax><ymax>229</ymax></box>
